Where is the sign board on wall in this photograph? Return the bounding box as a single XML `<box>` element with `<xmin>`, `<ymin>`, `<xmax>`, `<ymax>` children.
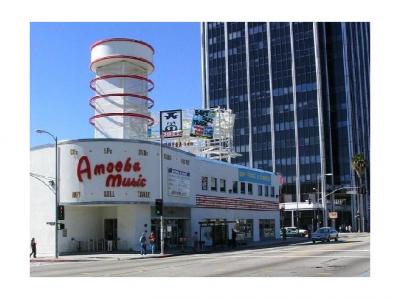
<box><xmin>160</xmin><ymin>110</ymin><xmax>183</xmax><ymax>138</ymax></box>
<box><xmin>167</xmin><ymin>168</ymin><xmax>190</xmax><ymax>197</ymax></box>
<box><xmin>238</xmin><ymin>168</ymin><xmax>272</xmax><ymax>185</ymax></box>
<box><xmin>59</xmin><ymin>142</ymin><xmax>156</xmax><ymax>204</ymax></box>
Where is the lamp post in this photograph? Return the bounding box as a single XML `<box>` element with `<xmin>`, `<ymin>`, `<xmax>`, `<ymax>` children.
<box><xmin>318</xmin><ymin>173</ymin><xmax>332</xmax><ymax>228</ymax></box>
<box><xmin>312</xmin><ymin>187</ymin><xmax>318</xmax><ymax>230</ymax></box>
<box><xmin>36</xmin><ymin>129</ymin><xmax>58</xmax><ymax>258</ymax></box>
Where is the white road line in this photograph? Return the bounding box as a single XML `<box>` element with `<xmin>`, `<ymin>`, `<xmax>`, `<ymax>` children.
<box><xmin>262</xmin><ymin>249</ymin><xmax>369</xmax><ymax>252</ymax></box>
<box><xmin>190</xmin><ymin>255</ymin><xmax>369</xmax><ymax>259</ymax></box>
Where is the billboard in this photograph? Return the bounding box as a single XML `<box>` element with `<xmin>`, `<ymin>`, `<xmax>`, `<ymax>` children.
<box><xmin>238</xmin><ymin>168</ymin><xmax>272</xmax><ymax>185</ymax></box>
<box><xmin>160</xmin><ymin>109</ymin><xmax>183</xmax><ymax>138</ymax></box>
<box><xmin>167</xmin><ymin>168</ymin><xmax>190</xmax><ymax>198</ymax></box>
<box><xmin>190</xmin><ymin>109</ymin><xmax>216</xmax><ymax>139</ymax></box>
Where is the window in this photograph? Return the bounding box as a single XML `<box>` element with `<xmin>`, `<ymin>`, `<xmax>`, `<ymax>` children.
<box><xmin>240</xmin><ymin>182</ymin><xmax>246</xmax><ymax>194</ymax></box>
<box><xmin>264</xmin><ymin>185</ymin><xmax>269</xmax><ymax>197</ymax></box>
<box><xmin>259</xmin><ymin>219</ymin><xmax>275</xmax><ymax>239</ymax></box>
<box><xmin>220</xmin><ymin>179</ymin><xmax>226</xmax><ymax>192</ymax></box>
<box><xmin>202</xmin><ymin>177</ymin><xmax>208</xmax><ymax>191</ymax></box>
<box><xmin>211</xmin><ymin>177</ymin><xmax>217</xmax><ymax>191</ymax></box>
<box><xmin>232</xmin><ymin>181</ymin><xmax>238</xmax><ymax>193</ymax></box>
<box><xmin>248</xmin><ymin>183</ymin><xmax>253</xmax><ymax>195</ymax></box>
<box><xmin>258</xmin><ymin>185</ymin><xmax>263</xmax><ymax>196</ymax></box>
<box><xmin>271</xmin><ymin>186</ymin><xmax>275</xmax><ymax>197</ymax></box>
<box><xmin>234</xmin><ymin>219</ymin><xmax>253</xmax><ymax>240</ymax></box>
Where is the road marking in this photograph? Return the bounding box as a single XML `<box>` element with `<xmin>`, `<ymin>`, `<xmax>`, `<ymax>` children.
<box><xmin>269</xmin><ymin>249</ymin><xmax>369</xmax><ymax>252</ymax></box>
<box><xmin>206</xmin><ymin>255</ymin><xmax>369</xmax><ymax>259</ymax></box>
<box><xmin>317</xmin><ymin>272</ymin><xmax>332</xmax><ymax>276</ymax></box>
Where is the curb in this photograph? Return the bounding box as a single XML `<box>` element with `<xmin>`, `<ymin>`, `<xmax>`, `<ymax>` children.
<box><xmin>30</xmin><ymin>238</ymin><xmax>311</xmax><ymax>263</ymax></box>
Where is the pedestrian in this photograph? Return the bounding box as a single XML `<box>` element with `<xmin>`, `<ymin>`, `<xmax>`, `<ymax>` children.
<box><xmin>139</xmin><ymin>232</ymin><xmax>147</xmax><ymax>255</ymax></box>
<box><xmin>192</xmin><ymin>232</ymin><xmax>198</xmax><ymax>252</ymax></box>
<box><xmin>231</xmin><ymin>228</ymin><xmax>237</xmax><ymax>248</ymax></box>
<box><xmin>282</xmin><ymin>227</ymin><xmax>287</xmax><ymax>240</ymax></box>
<box><xmin>348</xmin><ymin>225</ymin><xmax>352</xmax><ymax>232</ymax></box>
<box><xmin>107</xmin><ymin>232</ymin><xmax>113</xmax><ymax>252</ymax></box>
<box><xmin>149</xmin><ymin>231</ymin><xmax>156</xmax><ymax>254</ymax></box>
<box><xmin>30</xmin><ymin>238</ymin><xmax>37</xmax><ymax>258</ymax></box>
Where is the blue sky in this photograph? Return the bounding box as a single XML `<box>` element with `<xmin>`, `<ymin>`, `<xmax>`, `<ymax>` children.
<box><xmin>30</xmin><ymin>22</ymin><xmax>202</xmax><ymax>147</ymax></box>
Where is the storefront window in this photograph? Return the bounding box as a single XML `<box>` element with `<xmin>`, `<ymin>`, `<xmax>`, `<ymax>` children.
<box><xmin>259</xmin><ymin>219</ymin><xmax>275</xmax><ymax>239</ymax></box>
<box><xmin>235</xmin><ymin>219</ymin><xmax>253</xmax><ymax>240</ymax></box>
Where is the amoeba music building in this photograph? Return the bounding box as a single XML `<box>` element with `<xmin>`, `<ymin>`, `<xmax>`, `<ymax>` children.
<box><xmin>31</xmin><ymin>139</ymin><xmax>281</xmax><ymax>256</ymax></box>
<box><xmin>30</xmin><ymin>37</ymin><xmax>281</xmax><ymax>256</ymax></box>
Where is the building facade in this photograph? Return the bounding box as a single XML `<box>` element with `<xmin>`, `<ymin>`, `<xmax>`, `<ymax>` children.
<box><xmin>30</xmin><ymin>139</ymin><xmax>281</xmax><ymax>256</ymax></box>
<box><xmin>201</xmin><ymin>22</ymin><xmax>370</xmax><ymax>231</ymax></box>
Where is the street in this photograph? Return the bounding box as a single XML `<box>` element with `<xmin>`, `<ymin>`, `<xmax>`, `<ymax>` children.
<box><xmin>30</xmin><ymin>233</ymin><xmax>369</xmax><ymax>277</ymax></box>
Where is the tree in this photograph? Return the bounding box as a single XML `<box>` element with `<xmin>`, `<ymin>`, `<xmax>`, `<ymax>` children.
<box><xmin>352</xmin><ymin>153</ymin><xmax>367</xmax><ymax>232</ymax></box>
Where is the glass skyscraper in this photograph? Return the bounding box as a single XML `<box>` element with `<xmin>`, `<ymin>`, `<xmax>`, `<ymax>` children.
<box><xmin>201</xmin><ymin>22</ymin><xmax>370</xmax><ymax>231</ymax></box>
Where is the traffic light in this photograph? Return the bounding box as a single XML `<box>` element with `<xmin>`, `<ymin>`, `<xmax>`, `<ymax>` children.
<box><xmin>155</xmin><ymin>199</ymin><xmax>163</xmax><ymax>216</ymax></box>
<box><xmin>58</xmin><ymin>205</ymin><xmax>65</xmax><ymax>220</ymax></box>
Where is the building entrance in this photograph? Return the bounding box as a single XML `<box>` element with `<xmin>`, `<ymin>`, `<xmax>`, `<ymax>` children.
<box><xmin>104</xmin><ymin>219</ymin><xmax>117</xmax><ymax>251</ymax></box>
<box><xmin>151</xmin><ymin>218</ymin><xmax>190</xmax><ymax>251</ymax></box>
<box><xmin>199</xmin><ymin>219</ymin><xmax>233</xmax><ymax>248</ymax></box>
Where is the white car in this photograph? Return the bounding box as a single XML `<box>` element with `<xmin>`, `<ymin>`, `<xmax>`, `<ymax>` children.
<box><xmin>281</xmin><ymin>227</ymin><xmax>308</xmax><ymax>237</ymax></box>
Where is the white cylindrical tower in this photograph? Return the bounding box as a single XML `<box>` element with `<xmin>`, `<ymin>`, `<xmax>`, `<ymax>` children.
<box><xmin>89</xmin><ymin>38</ymin><xmax>155</xmax><ymax>139</ymax></box>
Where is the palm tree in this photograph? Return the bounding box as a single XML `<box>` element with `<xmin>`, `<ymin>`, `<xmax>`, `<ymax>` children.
<box><xmin>352</xmin><ymin>153</ymin><xmax>367</xmax><ymax>232</ymax></box>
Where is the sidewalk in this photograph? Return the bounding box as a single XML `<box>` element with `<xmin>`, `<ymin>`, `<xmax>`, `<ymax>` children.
<box><xmin>30</xmin><ymin>236</ymin><xmax>312</xmax><ymax>263</ymax></box>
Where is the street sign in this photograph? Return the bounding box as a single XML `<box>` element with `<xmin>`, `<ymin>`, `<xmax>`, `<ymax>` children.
<box><xmin>329</xmin><ymin>212</ymin><xmax>338</xmax><ymax>219</ymax></box>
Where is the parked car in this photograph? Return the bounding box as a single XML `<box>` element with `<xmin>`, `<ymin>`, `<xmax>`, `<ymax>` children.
<box><xmin>280</xmin><ymin>227</ymin><xmax>308</xmax><ymax>238</ymax></box>
<box><xmin>311</xmin><ymin>227</ymin><xmax>339</xmax><ymax>243</ymax></box>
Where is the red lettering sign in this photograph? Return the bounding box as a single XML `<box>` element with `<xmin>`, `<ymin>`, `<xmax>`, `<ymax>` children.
<box><xmin>76</xmin><ymin>156</ymin><xmax>146</xmax><ymax>188</ymax></box>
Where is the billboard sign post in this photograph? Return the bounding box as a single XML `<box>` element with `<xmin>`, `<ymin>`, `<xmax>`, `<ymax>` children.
<box><xmin>159</xmin><ymin>109</ymin><xmax>183</xmax><ymax>255</ymax></box>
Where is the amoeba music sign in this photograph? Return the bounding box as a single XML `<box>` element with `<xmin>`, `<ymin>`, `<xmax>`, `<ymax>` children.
<box><xmin>59</xmin><ymin>142</ymin><xmax>157</xmax><ymax>204</ymax></box>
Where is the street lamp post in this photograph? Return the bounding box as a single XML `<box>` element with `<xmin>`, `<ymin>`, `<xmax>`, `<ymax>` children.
<box><xmin>318</xmin><ymin>173</ymin><xmax>332</xmax><ymax>228</ymax></box>
<box><xmin>312</xmin><ymin>187</ymin><xmax>319</xmax><ymax>231</ymax></box>
<box><xmin>36</xmin><ymin>129</ymin><xmax>58</xmax><ymax>259</ymax></box>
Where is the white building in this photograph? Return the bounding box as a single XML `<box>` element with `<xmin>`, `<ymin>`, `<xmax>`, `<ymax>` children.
<box><xmin>31</xmin><ymin>139</ymin><xmax>281</xmax><ymax>256</ymax></box>
<box><xmin>30</xmin><ymin>38</ymin><xmax>281</xmax><ymax>257</ymax></box>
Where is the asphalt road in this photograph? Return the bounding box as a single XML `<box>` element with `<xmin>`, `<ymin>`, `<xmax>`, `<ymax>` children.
<box><xmin>30</xmin><ymin>233</ymin><xmax>370</xmax><ymax>277</ymax></box>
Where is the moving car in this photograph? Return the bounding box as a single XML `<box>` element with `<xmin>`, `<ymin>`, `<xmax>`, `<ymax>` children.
<box><xmin>311</xmin><ymin>227</ymin><xmax>339</xmax><ymax>243</ymax></box>
<box><xmin>280</xmin><ymin>227</ymin><xmax>308</xmax><ymax>238</ymax></box>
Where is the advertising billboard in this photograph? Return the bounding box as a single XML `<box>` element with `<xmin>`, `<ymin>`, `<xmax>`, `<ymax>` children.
<box><xmin>190</xmin><ymin>109</ymin><xmax>216</xmax><ymax>139</ymax></box>
<box><xmin>160</xmin><ymin>109</ymin><xmax>183</xmax><ymax>138</ymax></box>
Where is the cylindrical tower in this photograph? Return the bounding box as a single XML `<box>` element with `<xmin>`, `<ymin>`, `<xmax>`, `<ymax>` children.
<box><xmin>89</xmin><ymin>38</ymin><xmax>155</xmax><ymax>139</ymax></box>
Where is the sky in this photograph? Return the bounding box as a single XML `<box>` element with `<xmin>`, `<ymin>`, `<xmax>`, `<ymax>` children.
<box><xmin>30</xmin><ymin>22</ymin><xmax>202</xmax><ymax>147</ymax></box>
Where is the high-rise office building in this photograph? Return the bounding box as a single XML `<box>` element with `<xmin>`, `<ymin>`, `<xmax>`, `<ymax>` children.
<box><xmin>201</xmin><ymin>22</ymin><xmax>370</xmax><ymax>231</ymax></box>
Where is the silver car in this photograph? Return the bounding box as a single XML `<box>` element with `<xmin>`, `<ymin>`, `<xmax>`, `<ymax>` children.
<box><xmin>312</xmin><ymin>227</ymin><xmax>339</xmax><ymax>243</ymax></box>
